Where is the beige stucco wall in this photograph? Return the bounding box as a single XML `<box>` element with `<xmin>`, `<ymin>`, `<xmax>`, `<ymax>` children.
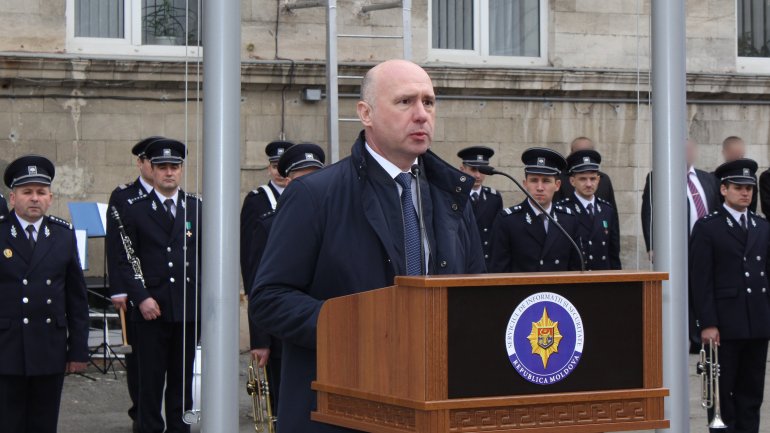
<box><xmin>0</xmin><ymin>0</ymin><xmax>748</xmax><ymax>74</ymax></box>
<box><xmin>3</xmin><ymin>59</ymin><xmax>770</xmax><ymax>274</ymax></box>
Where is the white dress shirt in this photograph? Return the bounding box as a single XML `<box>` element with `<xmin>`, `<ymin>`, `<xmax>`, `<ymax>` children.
<box><xmin>365</xmin><ymin>143</ymin><xmax>429</xmax><ymax>272</ymax></box>
<box><xmin>139</xmin><ymin>176</ymin><xmax>153</xmax><ymax>194</ymax></box>
<box><xmin>528</xmin><ymin>200</ymin><xmax>552</xmax><ymax>232</ymax></box>
<box><xmin>15</xmin><ymin>214</ymin><xmax>43</xmax><ymax>241</ymax></box>
<box><xmin>155</xmin><ymin>189</ymin><xmax>180</xmax><ymax>217</ymax></box>
<box><xmin>686</xmin><ymin>167</ymin><xmax>708</xmax><ymax>232</ymax></box>
<box><xmin>723</xmin><ymin>203</ymin><xmax>748</xmax><ymax>228</ymax></box>
<box><xmin>574</xmin><ymin>192</ymin><xmax>595</xmax><ymax>213</ymax></box>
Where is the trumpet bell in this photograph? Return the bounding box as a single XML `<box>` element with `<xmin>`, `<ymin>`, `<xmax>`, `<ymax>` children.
<box><xmin>709</xmin><ymin>413</ymin><xmax>727</xmax><ymax>429</ymax></box>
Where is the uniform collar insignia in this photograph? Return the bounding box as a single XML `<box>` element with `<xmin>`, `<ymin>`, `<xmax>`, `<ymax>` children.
<box><xmin>575</xmin><ymin>203</ymin><xmax>581</xmax><ymax>214</ymax></box>
<box><xmin>752</xmin><ymin>218</ymin><xmax>757</xmax><ymax>228</ymax></box>
<box><xmin>553</xmin><ymin>212</ymin><xmax>559</xmax><ymax>222</ymax></box>
<box><xmin>597</xmin><ymin>203</ymin><xmax>602</xmax><ymax>213</ymax></box>
<box><xmin>151</xmin><ymin>200</ymin><xmax>157</xmax><ymax>211</ymax></box>
<box><xmin>10</xmin><ymin>225</ymin><xmax>17</xmax><ymax>238</ymax></box>
<box><xmin>726</xmin><ymin>217</ymin><xmax>733</xmax><ymax>228</ymax></box>
<box><xmin>525</xmin><ymin>212</ymin><xmax>532</xmax><ymax>225</ymax></box>
<box><xmin>181</xmin><ymin>199</ymin><xmax>186</xmax><ymax>209</ymax></box>
<box><xmin>44</xmin><ymin>225</ymin><xmax>50</xmax><ymax>238</ymax></box>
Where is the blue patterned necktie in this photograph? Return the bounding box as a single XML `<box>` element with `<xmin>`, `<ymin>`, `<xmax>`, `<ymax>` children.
<box><xmin>395</xmin><ymin>172</ymin><xmax>422</xmax><ymax>276</ymax></box>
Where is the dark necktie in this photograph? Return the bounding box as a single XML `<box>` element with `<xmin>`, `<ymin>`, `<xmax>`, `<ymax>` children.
<box><xmin>395</xmin><ymin>173</ymin><xmax>422</xmax><ymax>276</ymax></box>
<box><xmin>164</xmin><ymin>198</ymin><xmax>175</xmax><ymax>221</ymax></box>
<box><xmin>26</xmin><ymin>224</ymin><xmax>36</xmax><ymax>249</ymax></box>
<box><xmin>471</xmin><ymin>191</ymin><xmax>479</xmax><ymax>205</ymax></box>
<box><xmin>586</xmin><ymin>203</ymin><xmax>594</xmax><ymax>220</ymax></box>
<box><xmin>687</xmin><ymin>173</ymin><xmax>707</xmax><ymax>219</ymax></box>
<box><xmin>740</xmin><ymin>214</ymin><xmax>748</xmax><ymax>232</ymax></box>
<box><xmin>539</xmin><ymin>213</ymin><xmax>549</xmax><ymax>234</ymax></box>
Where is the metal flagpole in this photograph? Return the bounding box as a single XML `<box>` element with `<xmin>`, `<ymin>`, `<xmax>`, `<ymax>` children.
<box><xmin>651</xmin><ymin>1</ymin><xmax>689</xmax><ymax>432</ymax></box>
<box><xmin>201</xmin><ymin>0</ymin><xmax>241</xmax><ymax>431</ymax></box>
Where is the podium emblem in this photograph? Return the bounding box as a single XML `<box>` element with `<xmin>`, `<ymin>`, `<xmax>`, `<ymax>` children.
<box><xmin>505</xmin><ymin>292</ymin><xmax>584</xmax><ymax>385</ymax></box>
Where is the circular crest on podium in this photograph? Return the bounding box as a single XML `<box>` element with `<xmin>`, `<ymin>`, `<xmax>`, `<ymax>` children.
<box><xmin>505</xmin><ymin>292</ymin><xmax>585</xmax><ymax>385</ymax></box>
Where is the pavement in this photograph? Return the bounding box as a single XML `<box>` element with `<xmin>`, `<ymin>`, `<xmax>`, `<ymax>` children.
<box><xmin>57</xmin><ymin>352</ymin><xmax>770</xmax><ymax>433</ymax></box>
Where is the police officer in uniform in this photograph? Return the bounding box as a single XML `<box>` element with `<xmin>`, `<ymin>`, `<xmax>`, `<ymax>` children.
<box><xmin>0</xmin><ymin>155</ymin><xmax>89</xmax><ymax>433</ymax></box>
<box><xmin>248</xmin><ymin>142</ymin><xmax>326</xmax><ymax>417</ymax></box>
<box><xmin>106</xmin><ymin>136</ymin><xmax>159</xmax><ymax>430</ymax></box>
<box><xmin>489</xmin><ymin>148</ymin><xmax>580</xmax><ymax>273</ymax></box>
<box><xmin>690</xmin><ymin>158</ymin><xmax>770</xmax><ymax>433</ymax></box>
<box><xmin>556</xmin><ymin>150</ymin><xmax>621</xmax><ymax>270</ymax></box>
<box><xmin>240</xmin><ymin>140</ymin><xmax>294</xmax><ymax>294</ymax></box>
<box><xmin>458</xmin><ymin>146</ymin><xmax>503</xmax><ymax>267</ymax></box>
<box><xmin>116</xmin><ymin>139</ymin><xmax>202</xmax><ymax>433</ymax></box>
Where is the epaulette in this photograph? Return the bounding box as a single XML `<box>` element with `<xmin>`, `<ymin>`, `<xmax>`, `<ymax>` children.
<box><xmin>127</xmin><ymin>194</ymin><xmax>151</xmax><ymax>205</ymax></box>
<box><xmin>502</xmin><ymin>205</ymin><xmax>523</xmax><ymax>217</ymax></box>
<box><xmin>259</xmin><ymin>210</ymin><xmax>275</xmax><ymax>219</ymax></box>
<box><xmin>248</xmin><ymin>189</ymin><xmax>262</xmax><ymax>196</ymax></box>
<box><xmin>117</xmin><ymin>183</ymin><xmax>131</xmax><ymax>191</ymax></box>
<box><xmin>186</xmin><ymin>193</ymin><xmax>202</xmax><ymax>202</ymax></box>
<box><xmin>47</xmin><ymin>215</ymin><xmax>73</xmax><ymax>230</ymax></box>
<box><xmin>597</xmin><ymin>197</ymin><xmax>612</xmax><ymax>207</ymax></box>
<box><xmin>484</xmin><ymin>186</ymin><xmax>500</xmax><ymax>195</ymax></box>
<box><xmin>0</xmin><ymin>213</ymin><xmax>7</xmax><ymax>223</ymax></box>
<box><xmin>700</xmin><ymin>211</ymin><xmax>720</xmax><ymax>222</ymax></box>
<box><xmin>554</xmin><ymin>205</ymin><xmax>573</xmax><ymax>215</ymax></box>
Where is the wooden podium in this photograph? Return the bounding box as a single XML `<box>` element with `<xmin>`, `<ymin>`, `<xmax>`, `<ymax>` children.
<box><xmin>312</xmin><ymin>271</ymin><xmax>669</xmax><ymax>433</ymax></box>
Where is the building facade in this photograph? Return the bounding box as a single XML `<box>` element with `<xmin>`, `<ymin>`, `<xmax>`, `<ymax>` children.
<box><xmin>2</xmin><ymin>0</ymin><xmax>770</xmax><ymax>272</ymax></box>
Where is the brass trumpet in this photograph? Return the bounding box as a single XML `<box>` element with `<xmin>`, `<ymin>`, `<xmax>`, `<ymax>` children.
<box><xmin>246</xmin><ymin>359</ymin><xmax>276</xmax><ymax>433</ymax></box>
<box><xmin>697</xmin><ymin>339</ymin><xmax>727</xmax><ymax>429</ymax></box>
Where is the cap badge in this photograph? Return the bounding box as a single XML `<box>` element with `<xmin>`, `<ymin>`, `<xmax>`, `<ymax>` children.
<box><xmin>537</xmin><ymin>157</ymin><xmax>545</xmax><ymax>166</ymax></box>
<box><xmin>277</xmin><ymin>148</ymin><xmax>285</xmax><ymax>155</ymax></box>
<box><xmin>305</xmin><ymin>153</ymin><xmax>315</xmax><ymax>161</ymax></box>
<box><xmin>743</xmin><ymin>168</ymin><xmax>750</xmax><ymax>176</ymax></box>
<box><xmin>163</xmin><ymin>149</ymin><xmax>171</xmax><ymax>156</ymax></box>
<box><xmin>28</xmin><ymin>166</ymin><xmax>38</xmax><ymax>176</ymax></box>
<box><xmin>477</xmin><ymin>155</ymin><xmax>484</xmax><ymax>160</ymax></box>
<box><xmin>583</xmin><ymin>157</ymin><xmax>591</xmax><ymax>164</ymax></box>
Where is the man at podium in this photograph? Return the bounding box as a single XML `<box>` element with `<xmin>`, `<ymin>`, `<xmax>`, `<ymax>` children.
<box><xmin>249</xmin><ymin>59</ymin><xmax>485</xmax><ymax>432</ymax></box>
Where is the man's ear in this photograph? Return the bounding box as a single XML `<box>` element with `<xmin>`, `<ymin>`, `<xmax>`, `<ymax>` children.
<box><xmin>357</xmin><ymin>101</ymin><xmax>373</xmax><ymax>127</ymax></box>
<box><xmin>555</xmin><ymin>178</ymin><xmax>561</xmax><ymax>189</ymax></box>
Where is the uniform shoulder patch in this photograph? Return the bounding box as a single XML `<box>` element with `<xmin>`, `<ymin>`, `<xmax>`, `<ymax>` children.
<box><xmin>47</xmin><ymin>215</ymin><xmax>73</xmax><ymax>230</ymax></box>
<box><xmin>554</xmin><ymin>205</ymin><xmax>572</xmax><ymax>215</ymax></box>
<box><xmin>127</xmin><ymin>194</ymin><xmax>151</xmax><ymax>205</ymax></box>
<box><xmin>502</xmin><ymin>205</ymin><xmax>522</xmax><ymax>216</ymax></box>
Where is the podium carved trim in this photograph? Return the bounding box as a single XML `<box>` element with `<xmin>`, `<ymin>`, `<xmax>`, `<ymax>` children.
<box><xmin>327</xmin><ymin>394</ymin><xmax>417</xmax><ymax>431</ymax></box>
<box><xmin>448</xmin><ymin>400</ymin><xmax>646</xmax><ymax>431</ymax></box>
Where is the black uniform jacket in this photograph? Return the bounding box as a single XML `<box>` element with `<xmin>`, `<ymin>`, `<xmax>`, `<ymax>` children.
<box><xmin>489</xmin><ymin>199</ymin><xmax>581</xmax><ymax>273</ymax></box>
<box><xmin>470</xmin><ymin>185</ymin><xmax>503</xmax><ymax>266</ymax></box>
<box><xmin>117</xmin><ymin>191</ymin><xmax>201</xmax><ymax>323</ymax></box>
<box><xmin>690</xmin><ymin>206</ymin><xmax>770</xmax><ymax>340</ymax></box>
<box><xmin>556</xmin><ymin>195</ymin><xmax>621</xmax><ymax>270</ymax></box>
<box><xmin>0</xmin><ymin>212</ymin><xmax>89</xmax><ymax>375</ymax></box>
<box><xmin>106</xmin><ymin>177</ymin><xmax>150</xmax><ymax>297</ymax></box>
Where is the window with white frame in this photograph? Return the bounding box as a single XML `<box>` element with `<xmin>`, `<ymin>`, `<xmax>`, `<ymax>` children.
<box><xmin>66</xmin><ymin>0</ymin><xmax>201</xmax><ymax>56</ymax></box>
<box><xmin>429</xmin><ymin>0</ymin><xmax>547</xmax><ymax>66</ymax></box>
<box><xmin>736</xmin><ymin>0</ymin><xmax>770</xmax><ymax>72</ymax></box>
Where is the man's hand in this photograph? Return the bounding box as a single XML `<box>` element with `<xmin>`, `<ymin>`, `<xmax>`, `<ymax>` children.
<box><xmin>139</xmin><ymin>298</ymin><xmax>161</xmax><ymax>320</ymax></box>
<box><xmin>251</xmin><ymin>348</ymin><xmax>270</xmax><ymax>367</ymax></box>
<box><xmin>701</xmin><ymin>326</ymin><xmax>720</xmax><ymax>346</ymax></box>
<box><xmin>66</xmin><ymin>361</ymin><xmax>88</xmax><ymax>373</ymax></box>
<box><xmin>111</xmin><ymin>295</ymin><xmax>128</xmax><ymax>312</ymax></box>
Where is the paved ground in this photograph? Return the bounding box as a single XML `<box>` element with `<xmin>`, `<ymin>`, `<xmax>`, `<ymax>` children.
<box><xmin>58</xmin><ymin>352</ymin><xmax>770</xmax><ymax>432</ymax></box>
